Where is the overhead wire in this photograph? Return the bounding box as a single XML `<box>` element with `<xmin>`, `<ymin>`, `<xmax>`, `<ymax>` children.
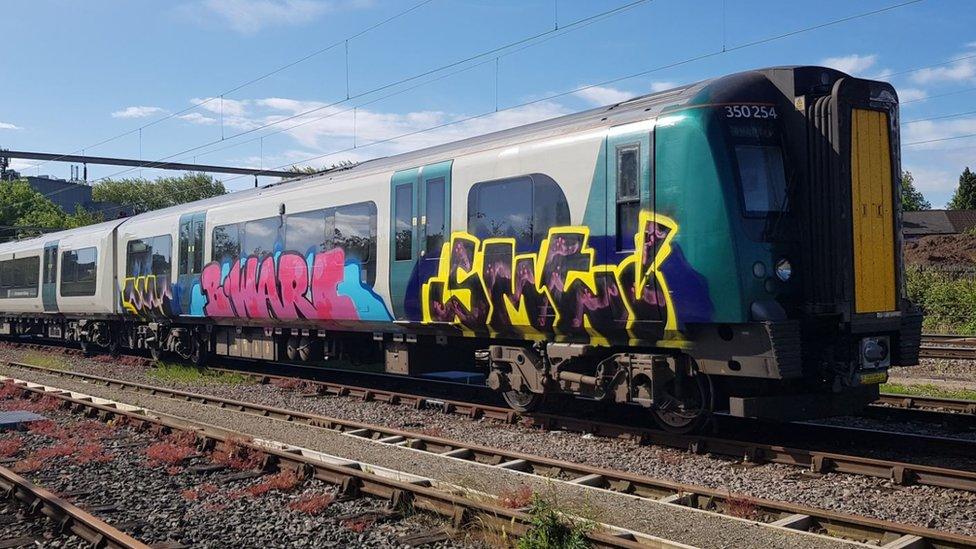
<box><xmin>220</xmin><ymin>0</ymin><xmax>926</xmax><ymax>183</ymax></box>
<box><xmin>19</xmin><ymin>0</ymin><xmax>436</xmax><ymax>173</ymax></box>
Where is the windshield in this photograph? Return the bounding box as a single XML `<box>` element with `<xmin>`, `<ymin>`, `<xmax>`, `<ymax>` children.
<box><xmin>735</xmin><ymin>144</ymin><xmax>787</xmax><ymax>216</ymax></box>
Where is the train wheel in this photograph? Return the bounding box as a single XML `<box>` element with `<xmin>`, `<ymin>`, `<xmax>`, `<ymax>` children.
<box><xmin>502</xmin><ymin>390</ymin><xmax>545</xmax><ymax>413</ymax></box>
<box><xmin>189</xmin><ymin>336</ymin><xmax>209</xmax><ymax>367</ymax></box>
<box><xmin>149</xmin><ymin>344</ymin><xmax>164</xmax><ymax>362</ymax></box>
<box><xmin>79</xmin><ymin>339</ymin><xmax>94</xmax><ymax>358</ymax></box>
<box><xmin>650</xmin><ymin>373</ymin><xmax>713</xmax><ymax>434</ymax></box>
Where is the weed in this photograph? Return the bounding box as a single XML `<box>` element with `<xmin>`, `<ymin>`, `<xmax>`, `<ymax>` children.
<box><xmin>246</xmin><ymin>471</ymin><xmax>301</xmax><ymax>497</ymax></box>
<box><xmin>198</xmin><ymin>483</ymin><xmax>219</xmax><ymax>494</ymax></box>
<box><xmin>166</xmin><ymin>466</ymin><xmax>183</xmax><ymax>476</ymax></box>
<box><xmin>211</xmin><ymin>437</ymin><xmax>264</xmax><ymax>471</ymax></box>
<box><xmin>724</xmin><ymin>496</ymin><xmax>759</xmax><ymax>520</ymax></box>
<box><xmin>148</xmin><ymin>362</ymin><xmax>249</xmax><ymax>385</ymax></box>
<box><xmin>516</xmin><ymin>494</ymin><xmax>592</xmax><ymax>549</ymax></box>
<box><xmin>499</xmin><ymin>484</ymin><xmax>534</xmax><ymax>509</ymax></box>
<box><xmin>271</xmin><ymin>377</ymin><xmax>302</xmax><ymax>391</ymax></box>
<box><xmin>341</xmin><ymin>519</ymin><xmax>373</xmax><ymax>533</ymax></box>
<box><xmin>881</xmin><ymin>382</ymin><xmax>976</xmax><ymax>402</ymax></box>
<box><xmin>0</xmin><ymin>437</ymin><xmax>23</xmax><ymax>458</ymax></box>
<box><xmin>21</xmin><ymin>352</ymin><xmax>67</xmax><ymax>371</ymax></box>
<box><xmin>654</xmin><ymin>450</ymin><xmax>684</xmax><ymax>466</ymax></box>
<box><xmin>27</xmin><ymin>420</ymin><xmax>71</xmax><ymax>440</ymax></box>
<box><xmin>34</xmin><ymin>441</ymin><xmax>80</xmax><ymax>461</ymax></box>
<box><xmin>145</xmin><ymin>441</ymin><xmax>195</xmax><ymax>466</ymax></box>
<box><xmin>0</xmin><ymin>380</ymin><xmax>22</xmax><ymax>400</ymax></box>
<box><xmin>202</xmin><ymin>502</ymin><xmax>228</xmax><ymax>512</ymax></box>
<box><xmin>288</xmin><ymin>493</ymin><xmax>335</xmax><ymax>515</ymax></box>
<box><xmin>73</xmin><ymin>443</ymin><xmax>113</xmax><ymax>465</ymax></box>
<box><xmin>12</xmin><ymin>456</ymin><xmax>45</xmax><ymax>474</ymax></box>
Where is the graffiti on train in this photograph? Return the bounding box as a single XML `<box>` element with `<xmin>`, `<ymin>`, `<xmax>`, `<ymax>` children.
<box><xmin>121</xmin><ymin>275</ymin><xmax>173</xmax><ymax>316</ymax></box>
<box><xmin>422</xmin><ymin>211</ymin><xmax>680</xmax><ymax>340</ymax></box>
<box><xmin>198</xmin><ymin>248</ymin><xmax>391</xmax><ymax>321</ymax></box>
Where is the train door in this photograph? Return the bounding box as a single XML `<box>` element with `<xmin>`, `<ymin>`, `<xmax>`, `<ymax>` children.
<box><xmin>177</xmin><ymin>211</ymin><xmax>206</xmax><ymax>315</ymax></box>
<box><xmin>42</xmin><ymin>241</ymin><xmax>59</xmax><ymax>312</ymax></box>
<box><xmin>606</xmin><ymin>126</ymin><xmax>660</xmax><ymax>325</ymax></box>
<box><xmin>388</xmin><ymin>161</ymin><xmax>452</xmax><ymax>320</ymax></box>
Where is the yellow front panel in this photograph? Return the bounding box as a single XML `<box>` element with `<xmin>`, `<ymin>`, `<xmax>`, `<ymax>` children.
<box><xmin>850</xmin><ymin>109</ymin><xmax>896</xmax><ymax>313</ymax></box>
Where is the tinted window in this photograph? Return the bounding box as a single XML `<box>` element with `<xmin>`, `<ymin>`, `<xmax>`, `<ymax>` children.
<box><xmin>60</xmin><ymin>247</ymin><xmax>97</xmax><ymax>297</ymax></box>
<box><xmin>334</xmin><ymin>202</ymin><xmax>377</xmax><ymax>286</ymax></box>
<box><xmin>736</xmin><ymin>145</ymin><xmax>787</xmax><ymax>215</ymax></box>
<box><xmin>0</xmin><ymin>256</ymin><xmax>39</xmax><ymax>299</ymax></box>
<box><xmin>467</xmin><ymin>174</ymin><xmax>569</xmax><ymax>252</ymax></box>
<box><xmin>243</xmin><ymin>217</ymin><xmax>280</xmax><ymax>258</ymax></box>
<box><xmin>178</xmin><ymin>221</ymin><xmax>191</xmax><ymax>274</ymax></box>
<box><xmin>394</xmin><ymin>184</ymin><xmax>412</xmax><ymax>261</ymax></box>
<box><xmin>192</xmin><ymin>220</ymin><xmax>205</xmax><ymax>274</ymax></box>
<box><xmin>425</xmin><ymin>178</ymin><xmax>446</xmax><ymax>256</ymax></box>
<box><xmin>286</xmin><ymin>210</ymin><xmax>329</xmax><ymax>255</ymax></box>
<box><xmin>127</xmin><ymin>236</ymin><xmax>173</xmax><ymax>279</ymax></box>
<box><xmin>43</xmin><ymin>248</ymin><xmax>57</xmax><ymax>284</ymax></box>
<box><xmin>616</xmin><ymin>145</ymin><xmax>641</xmax><ymax>250</ymax></box>
<box><xmin>212</xmin><ymin>224</ymin><xmax>240</xmax><ymax>264</ymax></box>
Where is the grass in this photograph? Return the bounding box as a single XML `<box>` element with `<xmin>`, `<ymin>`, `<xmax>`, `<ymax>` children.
<box><xmin>517</xmin><ymin>494</ymin><xmax>593</xmax><ymax>549</ymax></box>
<box><xmin>21</xmin><ymin>351</ymin><xmax>68</xmax><ymax>370</ymax></box>
<box><xmin>148</xmin><ymin>361</ymin><xmax>250</xmax><ymax>385</ymax></box>
<box><xmin>880</xmin><ymin>382</ymin><xmax>976</xmax><ymax>401</ymax></box>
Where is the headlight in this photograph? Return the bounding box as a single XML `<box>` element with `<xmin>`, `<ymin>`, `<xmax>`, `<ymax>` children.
<box><xmin>775</xmin><ymin>258</ymin><xmax>792</xmax><ymax>281</ymax></box>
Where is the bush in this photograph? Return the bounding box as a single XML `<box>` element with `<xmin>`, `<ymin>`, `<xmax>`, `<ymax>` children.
<box><xmin>905</xmin><ymin>266</ymin><xmax>976</xmax><ymax>334</ymax></box>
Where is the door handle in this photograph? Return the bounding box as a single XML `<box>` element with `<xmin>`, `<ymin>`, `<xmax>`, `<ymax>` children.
<box><xmin>420</xmin><ymin>215</ymin><xmax>427</xmax><ymax>225</ymax></box>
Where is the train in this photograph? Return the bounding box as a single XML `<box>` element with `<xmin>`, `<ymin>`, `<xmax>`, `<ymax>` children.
<box><xmin>0</xmin><ymin>66</ymin><xmax>921</xmax><ymax>432</ymax></box>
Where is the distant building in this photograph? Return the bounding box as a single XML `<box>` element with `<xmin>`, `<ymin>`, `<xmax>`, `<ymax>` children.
<box><xmin>1</xmin><ymin>171</ymin><xmax>131</xmax><ymax>219</ymax></box>
<box><xmin>903</xmin><ymin>209</ymin><xmax>976</xmax><ymax>240</ymax></box>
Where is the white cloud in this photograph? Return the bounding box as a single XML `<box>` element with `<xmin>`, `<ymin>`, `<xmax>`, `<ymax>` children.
<box><xmin>111</xmin><ymin>106</ymin><xmax>166</xmax><ymax>119</ymax></box>
<box><xmin>902</xmin><ymin>116</ymin><xmax>976</xmax><ymax>150</ymax></box>
<box><xmin>573</xmin><ymin>85</ymin><xmax>633</xmax><ymax>106</ymax></box>
<box><xmin>820</xmin><ymin>53</ymin><xmax>878</xmax><ymax>76</ymax></box>
<box><xmin>966</xmin><ymin>41</ymin><xmax>976</xmax><ymax>49</ymax></box>
<box><xmin>649</xmin><ymin>81</ymin><xmax>679</xmax><ymax>92</ymax></box>
<box><xmin>179</xmin><ymin>112</ymin><xmax>218</xmax><ymax>125</ymax></box>
<box><xmin>912</xmin><ymin>56</ymin><xmax>976</xmax><ymax>84</ymax></box>
<box><xmin>184</xmin><ymin>0</ymin><xmax>364</xmax><ymax>34</ymax></box>
<box><xmin>898</xmin><ymin>87</ymin><xmax>927</xmax><ymax>102</ymax></box>
<box><xmin>0</xmin><ymin>122</ymin><xmax>21</xmax><ymax>130</ymax></box>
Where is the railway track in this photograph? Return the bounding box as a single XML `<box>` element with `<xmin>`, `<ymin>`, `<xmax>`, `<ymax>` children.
<box><xmin>0</xmin><ymin>463</ymin><xmax>149</xmax><ymax>549</ymax></box>
<box><xmin>3</xmin><ymin>366</ymin><xmax>975</xmax><ymax>548</ymax></box>
<box><xmin>6</xmin><ymin>359</ymin><xmax>976</xmax><ymax>492</ymax></box>
<box><xmin>920</xmin><ymin>334</ymin><xmax>976</xmax><ymax>360</ymax></box>
<box><xmin>0</xmin><ymin>371</ymin><xmax>695</xmax><ymax>549</ymax></box>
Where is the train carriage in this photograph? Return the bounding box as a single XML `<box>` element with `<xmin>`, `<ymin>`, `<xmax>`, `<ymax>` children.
<box><xmin>0</xmin><ymin>66</ymin><xmax>923</xmax><ymax>432</ymax></box>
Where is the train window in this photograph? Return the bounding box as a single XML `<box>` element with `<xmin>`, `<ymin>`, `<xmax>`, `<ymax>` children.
<box><xmin>394</xmin><ymin>184</ymin><xmax>412</xmax><ymax>261</ymax></box>
<box><xmin>60</xmin><ymin>247</ymin><xmax>97</xmax><ymax>297</ymax></box>
<box><xmin>425</xmin><ymin>177</ymin><xmax>446</xmax><ymax>256</ymax></box>
<box><xmin>0</xmin><ymin>256</ymin><xmax>40</xmax><ymax>299</ymax></box>
<box><xmin>333</xmin><ymin>202</ymin><xmax>377</xmax><ymax>286</ymax></box>
<box><xmin>126</xmin><ymin>236</ymin><xmax>173</xmax><ymax>279</ymax></box>
<box><xmin>192</xmin><ymin>221</ymin><xmax>205</xmax><ymax>274</ymax></box>
<box><xmin>212</xmin><ymin>224</ymin><xmax>241</xmax><ymax>264</ymax></box>
<box><xmin>178</xmin><ymin>223</ymin><xmax>191</xmax><ymax>274</ymax></box>
<box><xmin>616</xmin><ymin>144</ymin><xmax>641</xmax><ymax>251</ymax></box>
<box><xmin>285</xmin><ymin>209</ymin><xmax>329</xmax><ymax>256</ymax></box>
<box><xmin>735</xmin><ymin>145</ymin><xmax>788</xmax><ymax>216</ymax></box>
<box><xmin>243</xmin><ymin>217</ymin><xmax>280</xmax><ymax>258</ymax></box>
<box><xmin>467</xmin><ymin>174</ymin><xmax>569</xmax><ymax>252</ymax></box>
<box><xmin>43</xmin><ymin>248</ymin><xmax>57</xmax><ymax>284</ymax></box>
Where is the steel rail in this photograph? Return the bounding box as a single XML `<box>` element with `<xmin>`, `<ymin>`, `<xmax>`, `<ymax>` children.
<box><xmin>0</xmin><ymin>375</ymin><xmax>690</xmax><ymax>549</ymax></box>
<box><xmin>874</xmin><ymin>394</ymin><xmax>976</xmax><ymax>415</ymax></box>
<box><xmin>170</xmin><ymin>364</ymin><xmax>976</xmax><ymax>493</ymax></box>
<box><xmin>4</xmin><ymin>362</ymin><xmax>976</xmax><ymax>549</ymax></box>
<box><xmin>919</xmin><ymin>334</ymin><xmax>976</xmax><ymax>360</ymax></box>
<box><xmin>0</xmin><ymin>465</ymin><xmax>150</xmax><ymax>549</ymax></box>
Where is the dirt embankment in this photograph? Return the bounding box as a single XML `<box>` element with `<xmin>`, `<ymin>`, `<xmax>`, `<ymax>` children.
<box><xmin>903</xmin><ymin>234</ymin><xmax>976</xmax><ymax>268</ymax></box>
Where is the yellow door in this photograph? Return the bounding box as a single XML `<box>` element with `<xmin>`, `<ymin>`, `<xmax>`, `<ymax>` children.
<box><xmin>850</xmin><ymin>108</ymin><xmax>896</xmax><ymax>313</ymax></box>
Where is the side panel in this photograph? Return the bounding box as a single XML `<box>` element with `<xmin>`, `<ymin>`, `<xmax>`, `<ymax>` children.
<box><xmin>850</xmin><ymin>108</ymin><xmax>896</xmax><ymax>313</ymax></box>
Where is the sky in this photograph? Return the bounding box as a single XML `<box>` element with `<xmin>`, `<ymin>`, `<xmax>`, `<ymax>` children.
<box><xmin>1</xmin><ymin>0</ymin><xmax>975</xmax><ymax>207</ymax></box>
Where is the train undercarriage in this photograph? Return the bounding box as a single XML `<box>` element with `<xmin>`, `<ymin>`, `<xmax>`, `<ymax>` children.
<box><xmin>0</xmin><ymin>311</ymin><xmax>919</xmax><ymax>434</ymax></box>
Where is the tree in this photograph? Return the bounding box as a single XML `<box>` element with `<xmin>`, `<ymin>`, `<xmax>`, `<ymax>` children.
<box><xmin>0</xmin><ymin>179</ymin><xmax>69</xmax><ymax>238</ymax></box>
<box><xmin>948</xmin><ymin>167</ymin><xmax>976</xmax><ymax>210</ymax></box>
<box><xmin>64</xmin><ymin>205</ymin><xmax>104</xmax><ymax>228</ymax></box>
<box><xmin>92</xmin><ymin>172</ymin><xmax>226</xmax><ymax>213</ymax></box>
<box><xmin>900</xmin><ymin>171</ymin><xmax>930</xmax><ymax>211</ymax></box>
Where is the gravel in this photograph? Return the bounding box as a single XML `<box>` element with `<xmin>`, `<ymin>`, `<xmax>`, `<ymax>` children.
<box><xmin>0</xmin><ymin>496</ymin><xmax>89</xmax><ymax>548</ymax></box>
<box><xmin>0</xmin><ymin>398</ymin><xmax>481</xmax><ymax>548</ymax></box>
<box><xmin>890</xmin><ymin>357</ymin><xmax>976</xmax><ymax>386</ymax></box>
<box><xmin>0</xmin><ymin>362</ymin><xmax>862</xmax><ymax>549</ymax></box>
<box><xmin>2</xmin><ymin>345</ymin><xmax>975</xmax><ymax>541</ymax></box>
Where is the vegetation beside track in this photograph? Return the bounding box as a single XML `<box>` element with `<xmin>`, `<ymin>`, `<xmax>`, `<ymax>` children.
<box><xmin>147</xmin><ymin>361</ymin><xmax>251</xmax><ymax>385</ymax></box>
<box><xmin>881</xmin><ymin>382</ymin><xmax>976</xmax><ymax>402</ymax></box>
<box><xmin>905</xmin><ymin>266</ymin><xmax>976</xmax><ymax>334</ymax></box>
